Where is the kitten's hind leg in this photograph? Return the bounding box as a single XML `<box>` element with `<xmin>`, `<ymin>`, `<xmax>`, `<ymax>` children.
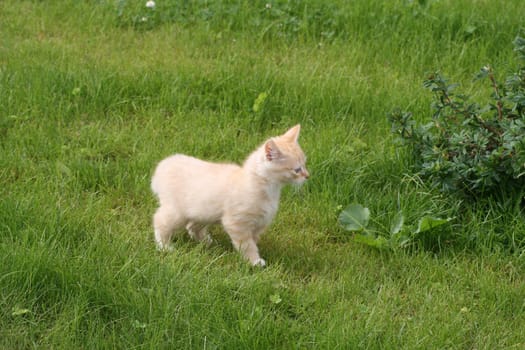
<box><xmin>186</xmin><ymin>222</ymin><xmax>213</xmax><ymax>246</ymax></box>
<box><xmin>153</xmin><ymin>206</ymin><xmax>185</xmax><ymax>251</ymax></box>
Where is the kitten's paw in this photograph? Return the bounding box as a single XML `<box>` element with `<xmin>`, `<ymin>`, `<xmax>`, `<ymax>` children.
<box><xmin>154</xmin><ymin>229</ymin><xmax>173</xmax><ymax>252</ymax></box>
<box><xmin>252</xmin><ymin>258</ymin><xmax>266</xmax><ymax>267</ymax></box>
<box><xmin>156</xmin><ymin>243</ymin><xmax>174</xmax><ymax>252</ymax></box>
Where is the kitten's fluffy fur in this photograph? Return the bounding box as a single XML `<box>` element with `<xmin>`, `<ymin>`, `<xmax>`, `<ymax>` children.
<box><xmin>151</xmin><ymin>125</ymin><xmax>308</xmax><ymax>266</ymax></box>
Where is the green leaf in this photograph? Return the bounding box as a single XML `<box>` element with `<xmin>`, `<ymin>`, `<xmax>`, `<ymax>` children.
<box><xmin>474</xmin><ymin>66</ymin><xmax>490</xmax><ymax>81</ymax></box>
<box><xmin>56</xmin><ymin>161</ymin><xmax>72</xmax><ymax>178</ymax></box>
<box><xmin>395</xmin><ymin>234</ymin><xmax>412</xmax><ymax>248</ymax></box>
<box><xmin>464</xmin><ymin>25</ymin><xmax>477</xmax><ymax>35</ymax></box>
<box><xmin>416</xmin><ymin>216</ymin><xmax>452</xmax><ymax>233</ymax></box>
<box><xmin>390</xmin><ymin>211</ymin><xmax>405</xmax><ymax>235</ymax></box>
<box><xmin>269</xmin><ymin>294</ymin><xmax>282</xmax><ymax>304</ymax></box>
<box><xmin>11</xmin><ymin>307</ymin><xmax>30</xmax><ymax>316</ymax></box>
<box><xmin>132</xmin><ymin>319</ymin><xmax>147</xmax><ymax>329</ymax></box>
<box><xmin>353</xmin><ymin>234</ymin><xmax>389</xmax><ymax>249</ymax></box>
<box><xmin>71</xmin><ymin>87</ymin><xmax>82</xmax><ymax>96</ymax></box>
<box><xmin>252</xmin><ymin>92</ymin><xmax>268</xmax><ymax>113</ymax></box>
<box><xmin>338</xmin><ymin>203</ymin><xmax>370</xmax><ymax>232</ymax></box>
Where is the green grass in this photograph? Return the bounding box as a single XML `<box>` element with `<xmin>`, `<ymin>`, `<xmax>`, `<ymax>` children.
<box><xmin>1</xmin><ymin>0</ymin><xmax>525</xmax><ymax>348</ymax></box>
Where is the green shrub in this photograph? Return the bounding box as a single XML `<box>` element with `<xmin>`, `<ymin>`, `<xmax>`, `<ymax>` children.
<box><xmin>389</xmin><ymin>31</ymin><xmax>525</xmax><ymax>198</ymax></box>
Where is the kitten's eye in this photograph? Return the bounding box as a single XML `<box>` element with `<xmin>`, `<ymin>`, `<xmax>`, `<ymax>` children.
<box><xmin>294</xmin><ymin>167</ymin><xmax>302</xmax><ymax>173</ymax></box>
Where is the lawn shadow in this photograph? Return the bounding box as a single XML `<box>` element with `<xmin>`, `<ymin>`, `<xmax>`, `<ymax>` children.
<box><xmin>259</xmin><ymin>232</ymin><xmax>384</xmax><ymax>279</ymax></box>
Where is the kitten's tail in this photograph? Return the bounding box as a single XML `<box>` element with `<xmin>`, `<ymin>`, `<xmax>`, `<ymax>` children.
<box><xmin>151</xmin><ymin>154</ymin><xmax>179</xmax><ymax>197</ymax></box>
<box><xmin>151</xmin><ymin>156</ymin><xmax>171</xmax><ymax>196</ymax></box>
<box><xmin>151</xmin><ymin>172</ymin><xmax>162</xmax><ymax>197</ymax></box>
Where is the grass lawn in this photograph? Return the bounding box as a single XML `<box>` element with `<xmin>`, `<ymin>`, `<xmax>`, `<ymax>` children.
<box><xmin>1</xmin><ymin>0</ymin><xmax>525</xmax><ymax>348</ymax></box>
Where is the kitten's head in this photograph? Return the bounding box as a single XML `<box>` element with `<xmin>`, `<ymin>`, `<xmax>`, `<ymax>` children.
<box><xmin>264</xmin><ymin>124</ymin><xmax>309</xmax><ymax>184</ymax></box>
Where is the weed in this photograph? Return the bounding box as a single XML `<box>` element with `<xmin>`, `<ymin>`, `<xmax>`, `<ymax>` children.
<box><xmin>338</xmin><ymin>203</ymin><xmax>453</xmax><ymax>250</ymax></box>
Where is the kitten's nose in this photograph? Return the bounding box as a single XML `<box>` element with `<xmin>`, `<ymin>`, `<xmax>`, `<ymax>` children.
<box><xmin>303</xmin><ymin>169</ymin><xmax>309</xmax><ymax>179</ymax></box>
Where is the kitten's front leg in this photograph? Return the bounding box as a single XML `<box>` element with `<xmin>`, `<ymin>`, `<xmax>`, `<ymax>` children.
<box><xmin>227</xmin><ymin>230</ymin><xmax>265</xmax><ymax>267</ymax></box>
<box><xmin>235</xmin><ymin>238</ymin><xmax>265</xmax><ymax>267</ymax></box>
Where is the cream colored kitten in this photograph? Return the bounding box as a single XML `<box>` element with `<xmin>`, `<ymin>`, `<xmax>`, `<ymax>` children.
<box><xmin>151</xmin><ymin>124</ymin><xmax>309</xmax><ymax>266</ymax></box>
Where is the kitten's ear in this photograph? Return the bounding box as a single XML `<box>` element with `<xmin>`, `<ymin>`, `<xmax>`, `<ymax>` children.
<box><xmin>265</xmin><ymin>139</ymin><xmax>281</xmax><ymax>161</ymax></box>
<box><xmin>282</xmin><ymin>124</ymin><xmax>301</xmax><ymax>143</ymax></box>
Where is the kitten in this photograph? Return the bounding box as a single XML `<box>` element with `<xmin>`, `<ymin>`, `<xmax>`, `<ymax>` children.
<box><xmin>151</xmin><ymin>124</ymin><xmax>309</xmax><ymax>266</ymax></box>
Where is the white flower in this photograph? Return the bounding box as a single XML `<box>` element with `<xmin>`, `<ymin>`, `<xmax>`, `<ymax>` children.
<box><xmin>146</xmin><ymin>1</ymin><xmax>155</xmax><ymax>9</ymax></box>
<box><xmin>265</xmin><ymin>3</ymin><xmax>272</xmax><ymax>9</ymax></box>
